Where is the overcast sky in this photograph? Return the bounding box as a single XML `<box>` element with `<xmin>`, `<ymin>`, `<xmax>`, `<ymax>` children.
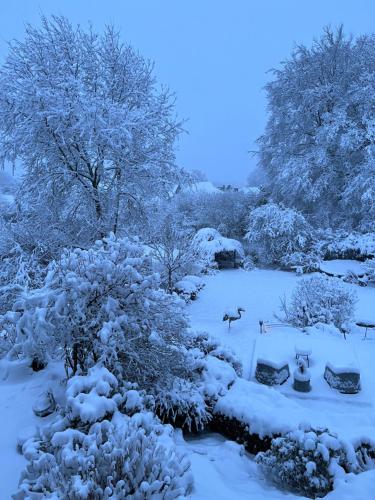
<box><xmin>1</xmin><ymin>1</ymin><xmax>375</xmax><ymax>185</ymax></box>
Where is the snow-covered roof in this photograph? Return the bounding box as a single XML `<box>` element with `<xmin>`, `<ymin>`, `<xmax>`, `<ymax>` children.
<box><xmin>180</xmin><ymin>181</ymin><xmax>220</xmax><ymax>194</ymax></box>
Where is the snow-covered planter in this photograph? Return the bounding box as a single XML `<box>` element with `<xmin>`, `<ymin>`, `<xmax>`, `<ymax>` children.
<box><xmin>245</xmin><ymin>203</ymin><xmax>312</xmax><ymax>264</ymax></box>
<box><xmin>281</xmin><ymin>275</ymin><xmax>357</xmax><ymax>331</ymax></box>
<box><xmin>192</xmin><ymin>228</ymin><xmax>244</xmax><ymax>271</ymax></box>
<box><xmin>293</xmin><ymin>359</ymin><xmax>311</xmax><ymax>393</ymax></box>
<box><xmin>255</xmin><ymin>358</ymin><xmax>290</xmax><ymax>386</ymax></box>
<box><xmin>324</xmin><ymin>363</ymin><xmax>360</xmax><ymax>394</ymax></box>
<box><xmin>256</xmin><ymin>426</ymin><xmax>357</xmax><ymax>498</ymax></box>
<box><xmin>16</xmin><ymin>367</ymin><xmax>193</xmax><ymax>499</ymax></box>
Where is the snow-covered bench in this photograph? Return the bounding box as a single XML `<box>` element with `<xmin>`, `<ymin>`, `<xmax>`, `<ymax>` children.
<box><xmin>255</xmin><ymin>358</ymin><xmax>290</xmax><ymax>386</ymax></box>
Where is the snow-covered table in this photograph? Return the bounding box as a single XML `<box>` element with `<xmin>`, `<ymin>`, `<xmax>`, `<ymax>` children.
<box><xmin>356</xmin><ymin>318</ymin><xmax>375</xmax><ymax>339</ymax></box>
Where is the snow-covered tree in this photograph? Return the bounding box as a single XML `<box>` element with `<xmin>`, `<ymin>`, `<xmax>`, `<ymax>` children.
<box><xmin>174</xmin><ymin>190</ymin><xmax>256</xmax><ymax>240</ymax></box>
<box><xmin>281</xmin><ymin>275</ymin><xmax>357</xmax><ymax>330</ymax></box>
<box><xmin>258</xmin><ymin>26</ymin><xmax>375</xmax><ymax>230</ymax></box>
<box><xmin>0</xmin><ymin>16</ymin><xmax>184</xmax><ymax>251</ymax></box>
<box><xmin>146</xmin><ymin>210</ymin><xmax>196</xmax><ymax>293</ymax></box>
<box><xmin>245</xmin><ymin>203</ymin><xmax>312</xmax><ymax>264</ymax></box>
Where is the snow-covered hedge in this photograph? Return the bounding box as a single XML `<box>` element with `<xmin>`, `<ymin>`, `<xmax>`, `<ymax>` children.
<box><xmin>245</xmin><ymin>203</ymin><xmax>312</xmax><ymax>264</ymax></box>
<box><xmin>281</xmin><ymin>275</ymin><xmax>357</xmax><ymax>330</ymax></box>
<box><xmin>315</xmin><ymin>231</ymin><xmax>375</xmax><ymax>261</ymax></box>
<box><xmin>256</xmin><ymin>426</ymin><xmax>357</xmax><ymax>498</ymax></box>
<box><xmin>16</xmin><ymin>366</ymin><xmax>193</xmax><ymax>498</ymax></box>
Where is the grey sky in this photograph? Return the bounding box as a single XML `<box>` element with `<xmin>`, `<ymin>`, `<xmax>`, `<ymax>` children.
<box><xmin>1</xmin><ymin>1</ymin><xmax>374</xmax><ymax>185</ymax></box>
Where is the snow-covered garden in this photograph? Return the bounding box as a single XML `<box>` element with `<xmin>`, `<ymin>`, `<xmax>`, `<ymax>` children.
<box><xmin>1</xmin><ymin>12</ymin><xmax>375</xmax><ymax>500</ymax></box>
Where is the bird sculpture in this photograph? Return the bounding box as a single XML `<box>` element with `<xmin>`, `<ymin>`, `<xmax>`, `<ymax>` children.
<box><xmin>223</xmin><ymin>307</ymin><xmax>245</xmax><ymax>329</ymax></box>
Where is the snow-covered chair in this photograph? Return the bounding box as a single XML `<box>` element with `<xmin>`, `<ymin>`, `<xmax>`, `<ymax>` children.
<box><xmin>255</xmin><ymin>358</ymin><xmax>290</xmax><ymax>386</ymax></box>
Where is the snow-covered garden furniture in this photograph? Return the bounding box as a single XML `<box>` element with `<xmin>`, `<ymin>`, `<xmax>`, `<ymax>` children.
<box><xmin>294</xmin><ymin>343</ymin><xmax>312</xmax><ymax>367</ymax></box>
<box><xmin>293</xmin><ymin>359</ymin><xmax>311</xmax><ymax>392</ymax></box>
<box><xmin>255</xmin><ymin>358</ymin><xmax>290</xmax><ymax>386</ymax></box>
<box><xmin>324</xmin><ymin>362</ymin><xmax>360</xmax><ymax>394</ymax></box>
<box><xmin>356</xmin><ymin>319</ymin><xmax>375</xmax><ymax>340</ymax></box>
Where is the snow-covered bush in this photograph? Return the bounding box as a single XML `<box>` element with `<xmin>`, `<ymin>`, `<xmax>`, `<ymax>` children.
<box><xmin>256</xmin><ymin>426</ymin><xmax>357</xmax><ymax>498</ymax></box>
<box><xmin>153</xmin><ymin>332</ymin><xmax>242</xmax><ymax>431</ymax></box>
<box><xmin>281</xmin><ymin>275</ymin><xmax>357</xmax><ymax>330</ymax></box>
<box><xmin>174</xmin><ymin>275</ymin><xmax>204</xmax><ymax>302</ymax></box>
<box><xmin>192</xmin><ymin>227</ymin><xmax>244</xmax><ymax>271</ymax></box>
<box><xmin>314</xmin><ymin>230</ymin><xmax>375</xmax><ymax>261</ymax></box>
<box><xmin>245</xmin><ymin>203</ymin><xmax>312</xmax><ymax>264</ymax></box>
<box><xmin>2</xmin><ymin>234</ymin><xmax>191</xmax><ymax>381</ymax></box>
<box><xmin>280</xmin><ymin>251</ymin><xmax>321</xmax><ymax>273</ymax></box>
<box><xmin>17</xmin><ymin>367</ymin><xmax>193</xmax><ymax>498</ymax></box>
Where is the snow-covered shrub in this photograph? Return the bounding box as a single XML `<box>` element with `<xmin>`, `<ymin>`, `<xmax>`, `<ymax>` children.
<box><xmin>245</xmin><ymin>203</ymin><xmax>312</xmax><ymax>264</ymax></box>
<box><xmin>256</xmin><ymin>426</ymin><xmax>356</xmax><ymax>498</ymax></box>
<box><xmin>174</xmin><ymin>275</ymin><xmax>204</xmax><ymax>302</ymax></box>
<box><xmin>280</xmin><ymin>251</ymin><xmax>321</xmax><ymax>273</ymax></box>
<box><xmin>192</xmin><ymin>227</ymin><xmax>244</xmax><ymax>271</ymax></box>
<box><xmin>185</xmin><ymin>331</ymin><xmax>243</xmax><ymax>377</ymax></box>
<box><xmin>17</xmin><ymin>367</ymin><xmax>193</xmax><ymax>499</ymax></box>
<box><xmin>281</xmin><ymin>275</ymin><xmax>357</xmax><ymax>330</ymax></box>
<box><xmin>154</xmin><ymin>333</ymin><xmax>241</xmax><ymax>431</ymax></box>
<box><xmin>315</xmin><ymin>230</ymin><xmax>375</xmax><ymax>261</ymax></box>
<box><xmin>0</xmin><ymin>246</ymin><xmax>48</xmax><ymax>362</ymax></box>
<box><xmin>2</xmin><ymin>234</ymin><xmax>192</xmax><ymax>381</ymax></box>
